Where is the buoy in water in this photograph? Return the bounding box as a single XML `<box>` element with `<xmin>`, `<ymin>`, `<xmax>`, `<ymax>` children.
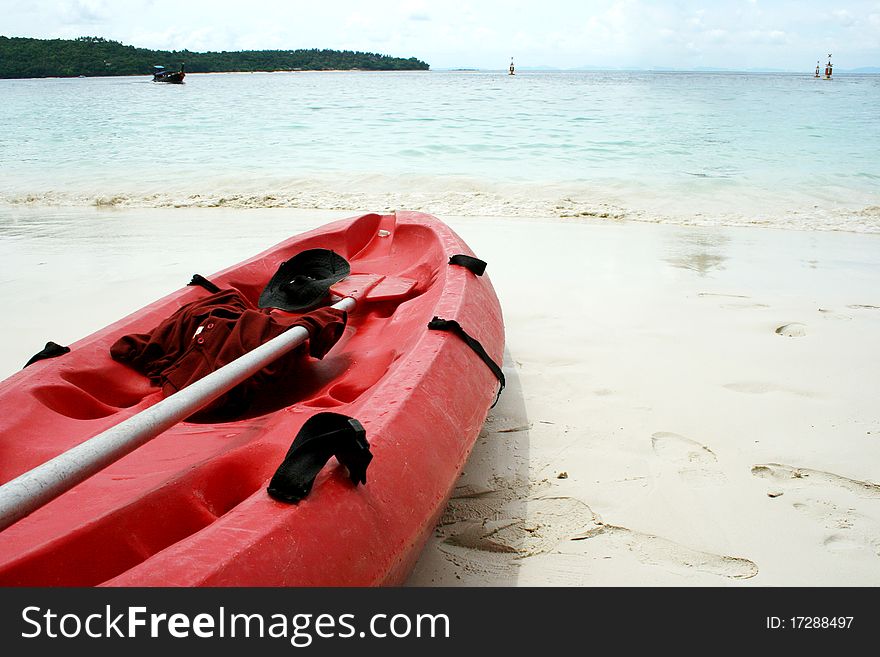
<box><xmin>509</xmin><ymin>57</ymin><xmax>515</xmax><ymax>76</ymax></box>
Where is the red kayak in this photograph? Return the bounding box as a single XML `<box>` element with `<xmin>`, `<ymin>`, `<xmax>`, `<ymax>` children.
<box><xmin>0</xmin><ymin>211</ymin><xmax>504</xmax><ymax>586</ymax></box>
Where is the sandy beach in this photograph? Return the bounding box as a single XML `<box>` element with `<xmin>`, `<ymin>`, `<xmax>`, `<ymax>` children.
<box><xmin>1</xmin><ymin>207</ymin><xmax>878</xmax><ymax>586</ymax></box>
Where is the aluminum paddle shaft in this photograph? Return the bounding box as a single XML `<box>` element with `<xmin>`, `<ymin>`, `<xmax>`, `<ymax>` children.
<box><xmin>0</xmin><ymin>296</ymin><xmax>356</xmax><ymax>532</ymax></box>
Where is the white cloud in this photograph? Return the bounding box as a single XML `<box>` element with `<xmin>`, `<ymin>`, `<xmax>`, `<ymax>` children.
<box><xmin>60</xmin><ymin>0</ymin><xmax>108</xmax><ymax>25</ymax></box>
<box><xmin>705</xmin><ymin>29</ymin><xmax>729</xmax><ymax>43</ymax></box>
<box><xmin>399</xmin><ymin>1</ymin><xmax>430</xmax><ymax>21</ymax></box>
<box><xmin>746</xmin><ymin>29</ymin><xmax>789</xmax><ymax>45</ymax></box>
<box><xmin>1</xmin><ymin>0</ymin><xmax>878</xmax><ymax>70</ymax></box>
<box><xmin>832</xmin><ymin>9</ymin><xmax>857</xmax><ymax>25</ymax></box>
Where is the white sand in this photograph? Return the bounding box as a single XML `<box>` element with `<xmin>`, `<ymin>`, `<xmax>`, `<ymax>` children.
<box><xmin>2</xmin><ymin>207</ymin><xmax>879</xmax><ymax>586</ymax></box>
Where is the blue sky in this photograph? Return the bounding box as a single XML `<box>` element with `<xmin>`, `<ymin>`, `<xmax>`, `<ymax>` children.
<box><xmin>2</xmin><ymin>0</ymin><xmax>879</xmax><ymax>70</ymax></box>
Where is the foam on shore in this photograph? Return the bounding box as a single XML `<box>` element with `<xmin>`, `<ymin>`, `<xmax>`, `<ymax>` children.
<box><xmin>2</xmin><ymin>174</ymin><xmax>879</xmax><ymax>233</ymax></box>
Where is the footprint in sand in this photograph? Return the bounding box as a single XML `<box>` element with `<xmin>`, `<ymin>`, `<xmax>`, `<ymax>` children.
<box><xmin>436</xmin><ymin>480</ymin><xmax>756</xmax><ymax>580</ymax></box>
<box><xmin>442</xmin><ymin>495</ymin><xmax>599</xmax><ymax>557</ymax></box>
<box><xmin>792</xmin><ymin>499</ymin><xmax>880</xmax><ymax>557</ymax></box>
<box><xmin>581</xmin><ymin>525</ymin><xmax>759</xmax><ymax>579</ymax></box>
<box><xmin>775</xmin><ymin>322</ymin><xmax>806</xmax><ymax>337</ymax></box>
<box><xmin>434</xmin><ymin>481</ymin><xmax>599</xmax><ymax>578</ymax></box>
<box><xmin>651</xmin><ymin>431</ymin><xmax>726</xmax><ymax>485</ymax></box>
<box><xmin>752</xmin><ymin>463</ymin><xmax>880</xmax><ymax>557</ymax></box>
<box><xmin>751</xmin><ymin>463</ymin><xmax>880</xmax><ymax>498</ymax></box>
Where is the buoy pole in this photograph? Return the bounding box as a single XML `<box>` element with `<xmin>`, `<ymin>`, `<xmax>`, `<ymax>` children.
<box><xmin>509</xmin><ymin>57</ymin><xmax>515</xmax><ymax>76</ymax></box>
<box><xmin>825</xmin><ymin>53</ymin><xmax>832</xmax><ymax>79</ymax></box>
<box><xmin>815</xmin><ymin>59</ymin><xmax>820</xmax><ymax>78</ymax></box>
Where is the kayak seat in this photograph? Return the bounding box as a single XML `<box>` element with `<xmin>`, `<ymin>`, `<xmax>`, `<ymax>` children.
<box><xmin>26</xmin><ymin>344</ymin><xmax>157</xmax><ymax>419</ymax></box>
<box><xmin>303</xmin><ymin>347</ymin><xmax>399</xmax><ymax>408</ymax></box>
<box><xmin>30</xmin><ymin>384</ymin><xmax>119</xmax><ymax>421</ymax></box>
<box><xmin>60</xmin><ymin>366</ymin><xmax>155</xmax><ymax>409</ymax></box>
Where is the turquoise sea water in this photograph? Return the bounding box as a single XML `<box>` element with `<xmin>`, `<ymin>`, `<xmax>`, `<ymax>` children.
<box><xmin>1</xmin><ymin>70</ymin><xmax>878</xmax><ymax>230</ymax></box>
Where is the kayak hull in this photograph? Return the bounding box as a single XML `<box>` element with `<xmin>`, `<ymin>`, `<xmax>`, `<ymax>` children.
<box><xmin>0</xmin><ymin>211</ymin><xmax>504</xmax><ymax>586</ymax></box>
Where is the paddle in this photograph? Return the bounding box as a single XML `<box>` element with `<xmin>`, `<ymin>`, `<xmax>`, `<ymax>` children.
<box><xmin>0</xmin><ymin>275</ymin><xmax>389</xmax><ymax>533</ymax></box>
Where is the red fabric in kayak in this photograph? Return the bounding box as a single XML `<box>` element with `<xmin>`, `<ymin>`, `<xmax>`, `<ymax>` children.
<box><xmin>110</xmin><ymin>289</ymin><xmax>347</xmax><ymax>415</ymax></box>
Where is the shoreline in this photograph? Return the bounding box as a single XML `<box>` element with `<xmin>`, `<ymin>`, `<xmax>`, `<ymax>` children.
<box><xmin>3</xmin><ymin>188</ymin><xmax>879</xmax><ymax>234</ymax></box>
<box><xmin>1</xmin><ymin>207</ymin><xmax>878</xmax><ymax>586</ymax></box>
<box><xmin>0</xmin><ymin>69</ymin><xmax>433</xmax><ymax>81</ymax></box>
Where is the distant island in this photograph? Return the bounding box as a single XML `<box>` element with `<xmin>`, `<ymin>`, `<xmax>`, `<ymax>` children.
<box><xmin>0</xmin><ymin>36</ymin><xmax>430</xmax><ymax>79</ymax></box>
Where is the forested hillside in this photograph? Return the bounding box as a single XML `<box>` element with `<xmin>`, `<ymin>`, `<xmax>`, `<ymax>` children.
<box><xmin>0</xmin><ymin>36</ymin><xmax>430</xmax><ymax>78</ymax></box>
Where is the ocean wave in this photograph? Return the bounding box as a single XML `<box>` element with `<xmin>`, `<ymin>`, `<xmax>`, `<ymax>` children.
<box><xmin>2</xmin><ymin>177</ymin><xmax>879</xmax><ymax>233</ymax></box>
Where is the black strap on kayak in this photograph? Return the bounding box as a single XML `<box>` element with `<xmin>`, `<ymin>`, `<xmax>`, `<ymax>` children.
<box><xmin>23</xmin><ymin>341</ymin><xmax>70</xmax><ymax>368</ymax></box>
<box><xmin>449</xmin><ymin>254</ymin><xmax>487</xmax><ymax>276</ymax></box>
<box><xmin>187</xmin><ymin>274</ymin><xmax>221</xmax><ymax>294</ymax></box>
<box><xmin>428</xmin><ymin>316</ymin><xmax>504</xmax><ymax>407</ymax></box>
<box><xmin>267</xmin><ymin>412</ymin><xmax>372</xmax><ymax>504</ymax></box>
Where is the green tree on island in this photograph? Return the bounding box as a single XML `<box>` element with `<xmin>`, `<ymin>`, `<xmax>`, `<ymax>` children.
<box><xmin>0</xmin><ymin>36</ymin><xmax>430</xmax><ymax>78</ymax></box>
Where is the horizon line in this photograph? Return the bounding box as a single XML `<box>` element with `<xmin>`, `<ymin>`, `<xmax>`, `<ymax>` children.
<box><xmin>435</xmin><ymin>65</ymin><xmax>880</xmax><ymax>73</ymax></box>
